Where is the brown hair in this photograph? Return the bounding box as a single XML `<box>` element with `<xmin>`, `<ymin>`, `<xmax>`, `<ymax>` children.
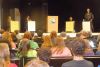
<box><xmin>37</xmin><ymin>48</ymin><xmax>51</xmax><ymax>63</ymax></box>
<box><xmin>23</xmin><ymin>31</ymin><xmax>32</xmax><ymax>40</ymax></box>
<box><xmin>19</xmin><ymin>39</ymin><xmax>30</xmax><ymax>57</ymax></box>
<box><xmin>70</xmin><ymin>39</ymin><xmax>86</xmax><ymax>56</ymax></box>
<box><xmin>50</xmin><ymin>31</ymin><xmax>57</xmax><ymax>38</ymax></box>
<box><xmin>0</xmin><ymin>43</ymin><xmax>10</xmax><ymax>67</ymax></box>
<box><xmin>51</xmin><ymin>36</ymin><xmax>65</xmax><ymax>54</ymax></box>
<box><xmin>2</xmin><ymin>31</ymin><xmax>12</xmax><ymax>42</ymax></box>
<box><xmin>41</xmin><ymin>35</ymin><xmax>53</xmax><ymax>48</ymax></box>
<box><xmin>24</xmin><ymin>59</ymin><xmax>49</xmax><ymax>67</ymax></box>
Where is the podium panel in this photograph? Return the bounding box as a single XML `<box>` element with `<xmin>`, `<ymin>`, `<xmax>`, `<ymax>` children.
<box><xmin>47</xmin><ymin>16</ymin><xmax>58</xmax><ymax>32</ymax></box>
<box><xmin>10</xmin><ymin>21</ymin><xmax>20</xmax><ymax>32</ymax></box>
<box><xmin>28</xmin><ymin>21</ymin><xmax>35</xmax><ymax>31</ymax></box>
<box><xmin>66</xmin><ymin>21</ymin><xmax>75</xmax><ymax>32</ymax></box>
<box><xmin>82</xmin><ymin>21</ymin><xmax>91</xmax><ymax>31</ymax></box>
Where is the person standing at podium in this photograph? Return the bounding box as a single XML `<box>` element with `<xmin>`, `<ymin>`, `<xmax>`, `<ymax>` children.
<box><xmin>69</xmin><ymin>16</ymin><xmax>73</xmax><ymax>21</ymax></box>
<box><xmin>25</xmin><ymin>16</ymin><xmax>31</xmax><ymax>31</ymax></box>
<box><xmin>84</xmin><ymin>8</ymin><xmax>94</xmax><ymax>31</ymax></box>
<box><xmin>68</xmin><ymin>16</ymin><xmax>75</xmax><ymax>32</ymax></box>
<box><xmin>7</xmin><ymin>16</ymin><xmax>12</xmax><ymax>31</ymax></box>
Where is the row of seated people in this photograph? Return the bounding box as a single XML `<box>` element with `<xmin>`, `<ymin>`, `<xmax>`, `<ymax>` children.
<box><xmin>16</xmin><ymin>30</ymin><xmax>100</xmax><ymax>57</ymax></box>
<box><xmin>0</xmin><ymin>29</ymin><xmax>100</xmax><ymax>67</ymax></box>
<box><xmin>0</xmin><ymin>41</ymin><xmax>49</xmax><ymax>67</ymax></box>
<box><xmin>11</xmin><ymin>38</ymin><xmax>99</xmax><ymax>67</ymax></box>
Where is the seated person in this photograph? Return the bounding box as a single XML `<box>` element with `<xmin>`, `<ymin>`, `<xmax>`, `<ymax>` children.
<box><xmin>41</xmin><ymin>35</ymin><xmax>53</xmax><ymax>49</ymax></box>
<box><xmin>0</xmin><ymin>42</ymin><xmax>18</xmax><ymax>67</ymax></box>
<box><xmin>95</xmin><ymin>43</ymin><xmax>100</xmax><ymax>55</ymax></box>
<box><xmin>19</xmin><ymin>31</ymin><xmax>39</xmax><ymax>50</ymax></box>
<box><xmin>37</xmin><ymin>47</ymin><xmax>52</xmax><ymax>63</ymax></box>
<box><xmin>51</xmin><ymin>36</ymin><xmax>72</xmax><ymax>57</ymax></box>
<box><xmin>24</xmin><ymin>58</ymin><xmax>49</xmax><ymax>67</ymax></box>
<box><xmin>61</xmin><ymin>39</ymin><xmax>94</xmax><ymax>67</ymax></box>
<box><xmin>18</xmin><ymin>39</ymin><xmax>37</xmax><ymax>58</ymax></box>
<box><xmin>24</xmin><ymin>46</ymin><xmax>51</xmax><ymax>67</ymax></box>
<box><xmin>76</xmin><ymin>31</ymin><xmax>95</xmax><ymax>56</ymax></box>
<box><xmin>60</xmin><ymin>32</ymin><xmax>67</xmax><ymax>39</ymax></box>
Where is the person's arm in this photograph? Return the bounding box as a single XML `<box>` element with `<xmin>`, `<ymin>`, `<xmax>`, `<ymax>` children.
<box><xmin>90</xmin><ymin>13</ymin><xmax>94</xmax><ymax>22</ymax></box>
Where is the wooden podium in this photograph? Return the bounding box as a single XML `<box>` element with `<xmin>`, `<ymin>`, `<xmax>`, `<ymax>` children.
<box><xmin>66</xmin><ymin>21</ymin><xmax>75</xmax><ymax>32</ymax></box>
<box><xmin>47</xmin><ymin>16</ymin><xmax>58</xmax><ymax>32</ymax></box>
<box><xmin>28</xmin><ymin>21</ymin><xmax>35</xmax><ymax>31</ymax></box>
<box><xmin>82</xmin><ymin>21</ymin><xmax>91</xmax><ymax>31</ymax></box>
<box><xmin>10</xmin><ymin>21</ymin><xmax>20</xmax><ymax>32</ymax></box>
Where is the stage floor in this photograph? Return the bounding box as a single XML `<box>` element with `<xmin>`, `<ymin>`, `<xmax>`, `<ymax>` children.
<box><xmin>43</xmin><ymin>32</ymin><xmax>100</xmax><ymax>37</ymax></box>
<box><xmin>19</xmin><ymin>32</ymin><xmax>100</xmax><ymax>38</ymax></box>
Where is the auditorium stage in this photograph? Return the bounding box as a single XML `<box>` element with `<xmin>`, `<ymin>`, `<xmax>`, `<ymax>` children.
<box><xmin>19</xmin><ymin>32</ymin><xmax>100</xmax><ymax>37</ymax></box>
<box><xmin>43</xmin><ymin>32</ymin><xmax>99</xmax><ymax>37</ymax></box>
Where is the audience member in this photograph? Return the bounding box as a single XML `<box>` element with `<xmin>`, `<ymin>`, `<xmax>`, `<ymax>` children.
<box><xmin>11</xmin><ymin>32</ymin><xmax>18</xmax><ymax>44</ymax></box>
<box><xmin>95</xmin><ymin>43</ymin><xmax>100</xmax><ymax>55</ymax></box>
<box><xmin>76</xmin><ymin>31</ymin><xmax>95</xmax><ymax>56</ymax></box>
<box><xmin>2</xmin><ymin>31</ymin><xmax>16</xmax><ymax>49</ymax></box>
<box><xmin>60</xmin><ymin>32</ymin><xmax>67</xmax><ymax>39</ymax></box>
<box><xmin>38</xmin><ymin>48</ymin><xmax>52</xmax><ymax>63</ymax></box>
<box><xmin>51</xmin><ymin>36</ymin><xmax>72</xmax><ymax>57</ymax></box>
<box><xmin>0</xmin><ymin>29</ymin><xmax>5</xmax><ymax>39</ymax></box>
<box><xmin>24</xmin><ymin>58</ymin><xmax>49</xmax><ymax>67</ymax></box>
<box><xmin>18</xmin><ymin>38</ymin><xmax>37</xmax><ymax>58</ymax></box>
<box><xmin>24</xmin><ymin>44</ymin><xmax>51</xmax><ymax>67</ymax></box>
<box><xmin>41</xmin><ymin>35</ymin><xmax>53</xmax><ymax>49</ymax></box>
<box><xmin>14</xmin><ymin>30</ymin><xmax>22</xmax><ymax>41</ymax></box>
<box><xmin>97</xmin><ymin>34</ymin><xmax>100</xmax><ymax>44</ymax></box>
<box><xmin>19</xmin><ymin>31</ymin><xmax>39</xmax><ymax>50</ymax></box>
<box><xmin>50</xmin><ymin>31</ymin><xmax>57</xmax><ymax>45</ymax></box>
<box><xmin>84</xmin><ymin>48</ymin><xmax>95</xmax><ymax>56</ymax></box>
<box><xmin>61</xmin><ymin>39</ymin><xmax>94</xmax><ymax>67</ymax></box>
<box><xmin>33</xmin><ymin>36</ymin><xmax>43</xmax><ymax>47</ymax></box>
<box><xmin>0</xmin><ymin>42</ymin><xmax>17</xmax><ymax>67</ymax></box>
<box><xmin>60</xmin><ymin>32</ymin><xmax>74</xmax><ymax>49</ymax></box>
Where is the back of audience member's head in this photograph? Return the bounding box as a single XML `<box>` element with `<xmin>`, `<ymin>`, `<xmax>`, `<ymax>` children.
<box><xmin>2</xmin><ymin>31</ymin><xmax>11</xmax><ymax>41</ymax></box>
<box><xmin>0</xmin><ymin>29</ymin><xmax>5</xmax><ymax>34</ymax></box>
<box><xmin>77</xmin><ymin>31</ymin><xmax>89</xmax><ymax>39</ymax></box>
<box><xmin>60</xmin><ymin>32</ymin><xmax>66</xmax><ymax>37</ymax></box>
<box><xmin>76</xmin><ymin>32</ymin><xmax>81</xmax><ymax>38</ymax></box>
<box><xmin>19</xmin><ymin>39</ymin><xmax>30</xmax><ymax>57</ymax></box>
<box><xmin>1</xmin><ymin>32</ymin><xmax>13</xmax><ymax>49</ymax></box>
<box><xmin>14</xmin><ymin>30</ymin><xmax>19</xmax><ymax>34</ymax></box>
<box><xmin>70</xmin><ymin>39</ymin><xmax>86</xmax><ymax>56</ymax></box>
<box><xmin>87</xmin><ymin>31</ymin><xmax>92</xmax><ymax>38</ymax></box>
<box><xmin>37</xmin><ymin>30</ymin><xmax>43</xmax><ymax>37</ymax></box>
<box><xmin>37</xmin><ymin>48</ymin><xmax>51</xmax><ymax>63</ymax></box>
<box><xmin>97</xmin><ymin>43</ymin><xmax>100</xmax><ymax>51</ymax></box>
<box><xmin>30</xmin><ymin>31</ymin><xmax>35</xmax><ymax>37</ymax></box>
<box><xmin>0</xmin><ymin>43</ymin><xmax>10</xmax><ymax>67</ymax></box>
<box><xmin>50</xmin><ymin>31</ymin><xmax>57</xmax><ymax>38</ymax></box>
<box><xmin>55</xmin><ymin>36</ymin><xmax>65</xmax><ymax>47</ymax></box>
<box><xmin>24</xmin><ymin>59</ymin><xmax>49</xmax><ymax>67</ymax></box>
<box><xmin>11</xmin><ymin>32</ymin><xmax>17</xmax><ymax>42</ymax></box>
<box><xmin>23</xmin><ymin>31</ymin><xmax>32</xmax><ymax>40</ymax></box>
<box><xmin>41</xmin><ymin>35</ymin><xmax>53</xmax><ymax>48</ymax></box>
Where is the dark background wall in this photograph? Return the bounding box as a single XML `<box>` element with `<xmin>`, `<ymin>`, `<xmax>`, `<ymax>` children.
<box><xmin>48</xmin><ymin>0</ymin><xmax>100</xmax><ymax>32</ymax></box>
<box><xmin>2</xmin><ymin>0</ymin><xmax>48</xmax><ymax>32</ymax></box>
<box><xmin>1</xmin><ymin>0</ymin><xmax>100</xmax><ymax>32</ymax></box>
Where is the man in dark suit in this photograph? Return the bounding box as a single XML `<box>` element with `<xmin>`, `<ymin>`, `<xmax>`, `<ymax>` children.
<box><xmin>84</xmin><ymin>8</ymin><xmax>94</xmax><ymax>31</ymax></box>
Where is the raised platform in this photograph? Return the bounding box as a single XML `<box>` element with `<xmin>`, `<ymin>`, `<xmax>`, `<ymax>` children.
<box><xmin>19</xmin><ymin>32</ymin><xmax>100</xmax><ymax>37</ymax></box>
<box><xmin>43</xmin><ymin>32</ymin><xmax>100</xmax><ymax>37</ymax></box>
